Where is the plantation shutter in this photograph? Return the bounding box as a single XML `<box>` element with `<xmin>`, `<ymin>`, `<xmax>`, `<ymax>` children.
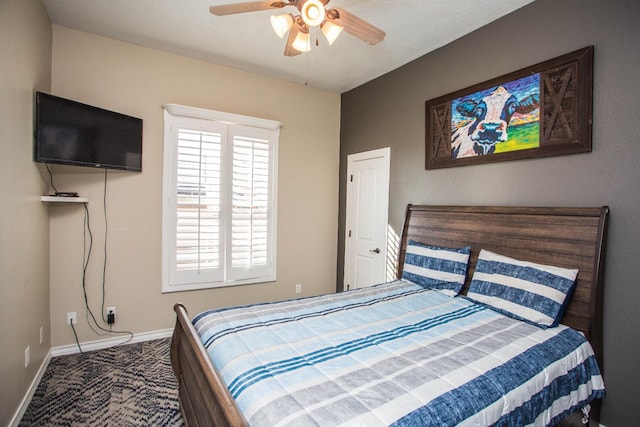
<box><xmin>227</xmin><ymin>126</ymin><xmax>274</xmax><ymax>281</ymax></box>
<box><xmin>170</xmin><ymin>118</ymin><xmax>226</xmax><ymax>286</ymax></box>
<box><xmin>162</xmin><ymin>105</ymin><xmax>279</xmax><ymax>292</ymax></box>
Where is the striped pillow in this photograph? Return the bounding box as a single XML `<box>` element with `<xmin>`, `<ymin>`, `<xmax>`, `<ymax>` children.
<box><xmin>402</xmin><ymin>240</ymin><xmax>470</xmax><ymax>296</ymax></box>
<box><xmin>467</xmin><ymin>249</ymin><xmax>579</xmax><ymax>328</ymax></box>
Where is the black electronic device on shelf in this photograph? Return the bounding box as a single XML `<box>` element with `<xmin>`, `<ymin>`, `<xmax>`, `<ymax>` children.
<box><xmin>34</xmin><ymin>92</ymin><xmax>143</xmax><ymax>171</ymax></box>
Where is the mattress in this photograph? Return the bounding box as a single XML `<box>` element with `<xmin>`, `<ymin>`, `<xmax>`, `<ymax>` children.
<box><xmin>193</xmin><ymin>280</ymin><xmax>605</xmax><ymax>426</ymax></box>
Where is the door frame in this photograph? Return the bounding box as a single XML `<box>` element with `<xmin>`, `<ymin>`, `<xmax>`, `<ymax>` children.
<box><xmin>343</xmin><ymin>147</ymin><xmax>391</xmax><ymax>291</ymax></box>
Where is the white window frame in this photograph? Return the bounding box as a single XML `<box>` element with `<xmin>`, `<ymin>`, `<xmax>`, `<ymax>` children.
<box><xmin>162</xmin><ymin>104</ymin><xmax>281</xmax><ymax>293</ymax></box>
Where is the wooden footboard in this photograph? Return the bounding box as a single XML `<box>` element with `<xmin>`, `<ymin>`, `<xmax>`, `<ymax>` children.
<box><xmin>170</xmin><ymin>303</ymin><xmax>248</xmax><ymax>427</ymax></box>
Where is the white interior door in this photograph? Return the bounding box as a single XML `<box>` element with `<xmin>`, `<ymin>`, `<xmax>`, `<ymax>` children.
<box><xmin>344</xmin><ymin>147</ymin><xmax>390</xmax><ymax>291</ymax></box>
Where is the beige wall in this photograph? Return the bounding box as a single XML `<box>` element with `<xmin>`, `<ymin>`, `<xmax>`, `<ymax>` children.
<box><xmin>0</xmin><ymin>0</ymin><xmax>52</xmax><ymax>423</ymax></box>
<box><xmin>48</xmin><ymin>26</ymin><xmax>341</xmax><ymax>346</ymax></box>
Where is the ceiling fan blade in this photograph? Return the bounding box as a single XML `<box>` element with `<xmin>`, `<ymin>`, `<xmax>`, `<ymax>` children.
<box><xmin>329</xmin><ymin>7</ymin><xmax>385</xmax><ymax>45</ymax></box>
<box><xmin>284</xmin><ymin>23</ymin><xmax>302</xmax><ymax>56</ymax></box>
<box><xmin>209</xmin><ymin>1</ymin><xmax>290</xmax><ymax>16</ymax></box>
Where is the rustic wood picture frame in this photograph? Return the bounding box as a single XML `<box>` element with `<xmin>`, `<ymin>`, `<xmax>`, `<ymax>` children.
<box><xmin>425</xmin><ymin>46</ymin><xmax>593</xmax><ymax>170</ymax></box>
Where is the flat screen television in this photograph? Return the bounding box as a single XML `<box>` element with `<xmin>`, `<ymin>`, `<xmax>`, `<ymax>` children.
<box><xmin>34</xmin><ymin>92</ymin><xmax>143</xmax><ymax>171</ymax></box>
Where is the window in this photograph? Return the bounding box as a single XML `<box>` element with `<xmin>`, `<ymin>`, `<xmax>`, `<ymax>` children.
<box><xmin>162</xmin><ymin>104</ymin><xmax>280</xmax><ymax>292</ymax></box>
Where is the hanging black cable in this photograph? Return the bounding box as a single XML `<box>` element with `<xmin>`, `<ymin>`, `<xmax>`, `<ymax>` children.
<box><xmin>45</xmin><ymin>163</ymin><xmax>59</xmax><ymax>194</ymax></box>
<box><xmin>82</xmin><ymin>201</ymin><xmax>106</xmax><ymax>337</ymax></box>
<box><xmin>78</xmin><ymin>171</ymin><xmax>133</xmax><ymax>346</ymax></box>
<box><xmin>70</xmin><ymin>322</ymin><xmax>83</xmax><ymax>354</ymax></box>
<box><xmin>101</xmin><ymin>169</ymin><xmax>108</xmax><ymax>323</ymax></box>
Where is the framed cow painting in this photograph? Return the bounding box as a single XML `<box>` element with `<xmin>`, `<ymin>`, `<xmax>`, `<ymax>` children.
<box><xmin>425</xmin><ymin>46</ymin><xmax>593</xmax><ymax>170</ymax></box>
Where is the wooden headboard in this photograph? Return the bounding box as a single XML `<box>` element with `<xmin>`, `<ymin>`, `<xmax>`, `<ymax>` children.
<box><xmin>397</xmin><ymin>205</ymin><xmax>609</xmax><ymax>368</ymax></box>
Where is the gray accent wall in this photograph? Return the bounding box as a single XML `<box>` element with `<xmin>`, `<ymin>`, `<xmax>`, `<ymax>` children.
<box><xmin>338</xmin><ymin>0</ymin><xmax>640</xmax><ymax>424</ymax></box>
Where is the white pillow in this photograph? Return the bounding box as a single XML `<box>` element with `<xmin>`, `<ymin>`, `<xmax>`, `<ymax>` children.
<box><xmin>467</xmin><ymin>249</ymin><xmax>578</xmax><ymax>328</ymax></box>
<box><xmin>402</xmin><ymin>240</ymin><xmax>470</xmax><ymax>296</ymax></box>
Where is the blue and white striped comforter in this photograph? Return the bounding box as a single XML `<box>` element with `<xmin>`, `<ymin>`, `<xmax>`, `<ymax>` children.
<box><xmin>193</xmin><ymin>280</ymin><xmax>605</xmax><ymax>426</ymax></box>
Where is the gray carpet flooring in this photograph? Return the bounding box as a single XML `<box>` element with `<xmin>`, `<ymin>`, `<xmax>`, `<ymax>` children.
<box><xmin>19</xmin><ymin>338</ymin><xmax>184</xmax><ymax>426</ymax></box>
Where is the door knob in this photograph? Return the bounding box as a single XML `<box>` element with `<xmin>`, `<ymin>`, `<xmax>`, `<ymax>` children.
<box><xmin>370</xmin><ymin>248</ymin><xmax>380</xmax><ymax>254</ymax></box>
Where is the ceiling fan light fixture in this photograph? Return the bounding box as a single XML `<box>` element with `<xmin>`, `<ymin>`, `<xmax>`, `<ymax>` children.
<box><xmin>321</xmin><ymin>20</ymin><xmax>343</xmax><ymax>45</ymax></box>
<box><xmin>292</xmin><ymin>29</ymin><xmax>311</xmax><ymax>52</ymax></box>
<box><xmin>209</xmin><ymin>0</ymin><xmax>385</xmax><ymax>57</ymax></box>
<box><xmin>300</xmin><ymin>0</ymin><xmax>326</xmax><ymax>27</ymax></box>
<box><xmin>270</xmin><ymin>13</ymin><xmax>293</xmax><ymax>38</ymax></box>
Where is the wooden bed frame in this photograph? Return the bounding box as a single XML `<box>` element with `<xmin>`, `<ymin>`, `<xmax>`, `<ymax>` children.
<box><xmin>171</xmin><ymin>205</ymin><xmax>609</xmax><ymax>427</ymax></box>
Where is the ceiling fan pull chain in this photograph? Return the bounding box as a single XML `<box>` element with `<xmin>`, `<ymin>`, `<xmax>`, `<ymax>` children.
<box><xmin>304</xmin><ymin>49</ymin><xmax>310</xmax><ymax>86</ymax></box>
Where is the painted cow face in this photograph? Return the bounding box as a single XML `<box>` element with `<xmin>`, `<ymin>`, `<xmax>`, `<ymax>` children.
<box><xmin>456</xmin><ymin>86</ymin><xmax>539</xmax><ymax>155</ymax></box>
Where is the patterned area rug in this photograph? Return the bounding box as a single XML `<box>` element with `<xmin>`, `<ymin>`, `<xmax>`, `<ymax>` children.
<box><xmin>20</xmin><ymin>338</ymin><xmax>184</xmax><ymax>426</ymax></box>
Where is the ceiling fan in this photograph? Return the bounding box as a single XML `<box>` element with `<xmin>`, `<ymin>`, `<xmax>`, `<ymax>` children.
<box><xmin>209</xmin><ymin>0</ymin><xmax>386</xmax><ymax>56</ymax></box>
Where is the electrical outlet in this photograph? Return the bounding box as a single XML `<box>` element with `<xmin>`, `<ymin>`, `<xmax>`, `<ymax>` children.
<box><xmin>107</xmin><ymin>306</ymin><xmax>116</xmax><ymax>324</ymax></box>
<box><xmin>25</xmin><ymin>346</ymin><xmax>30</xmax><ymax>368</ymax></box>
<box><xmin>295</xmin><ymin>283</ymin><xmax>302</xmax><ymax>294</ymax></box>
<box><xmin>67</xmin><ymin>312</ymin><xmax>77</xmax><ymax>325</ymax></box>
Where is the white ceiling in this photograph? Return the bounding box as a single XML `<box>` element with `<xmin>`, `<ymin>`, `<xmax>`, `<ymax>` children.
<box><xmin>41</xmin><ymin>0</ymin><xmax>535</xmax><ymax>93</ymax></box>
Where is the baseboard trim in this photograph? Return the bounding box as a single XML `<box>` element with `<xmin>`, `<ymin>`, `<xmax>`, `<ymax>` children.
<box><xmin>9</xmin><ymin>348</ymin><xmax>53</xmax><ymax>427</ymax></box>
<box><xmin>51</xmin><ymin>328</ymin><xmax>173</xmax><ymax>357</ymax></box>
<box><xmin>10</xmin><ymin>328</ymin><xmax>174</xmax><ymax>426</ymax></box>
